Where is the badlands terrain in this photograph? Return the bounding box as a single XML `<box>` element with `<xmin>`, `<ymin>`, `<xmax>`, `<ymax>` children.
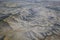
<box><xmin>0</xmin><ymin>0</ymin><xmax>60</xmax><ymax>40</ymax></box>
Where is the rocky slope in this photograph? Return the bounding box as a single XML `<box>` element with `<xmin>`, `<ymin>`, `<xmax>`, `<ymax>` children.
<box><xmin>0</xmin><ymin>1</ymin><xmax>60</xmax><ymax>40</ymax></box>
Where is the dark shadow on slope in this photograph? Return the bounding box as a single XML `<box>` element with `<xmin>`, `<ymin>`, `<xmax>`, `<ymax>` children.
<box><xmin>46</xmin><ymin>7</ymin><xmax>60</xmax><ymax>11</ymax></box>
<box><xmin>0</xmin><ymin>13</ymin><xmax>12</xmax><ymax>21</ymax></box>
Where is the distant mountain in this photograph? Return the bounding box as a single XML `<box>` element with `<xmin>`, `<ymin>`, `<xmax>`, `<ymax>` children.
<box><xmin>41</xmin><ymin>1</ymin><xmax>60</xmax><ymax>7</ymax></box>
<box><xmin>1</xmin><ymin>0</ymin><xmax>60</xmax><ymax>6</ymax></box>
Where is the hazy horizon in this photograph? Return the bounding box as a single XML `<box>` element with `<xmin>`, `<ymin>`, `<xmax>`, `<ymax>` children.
<box><xmin>0</xmin><ymin>0</ymin><xmax>60</xmax><ymax>2</ymax></box>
